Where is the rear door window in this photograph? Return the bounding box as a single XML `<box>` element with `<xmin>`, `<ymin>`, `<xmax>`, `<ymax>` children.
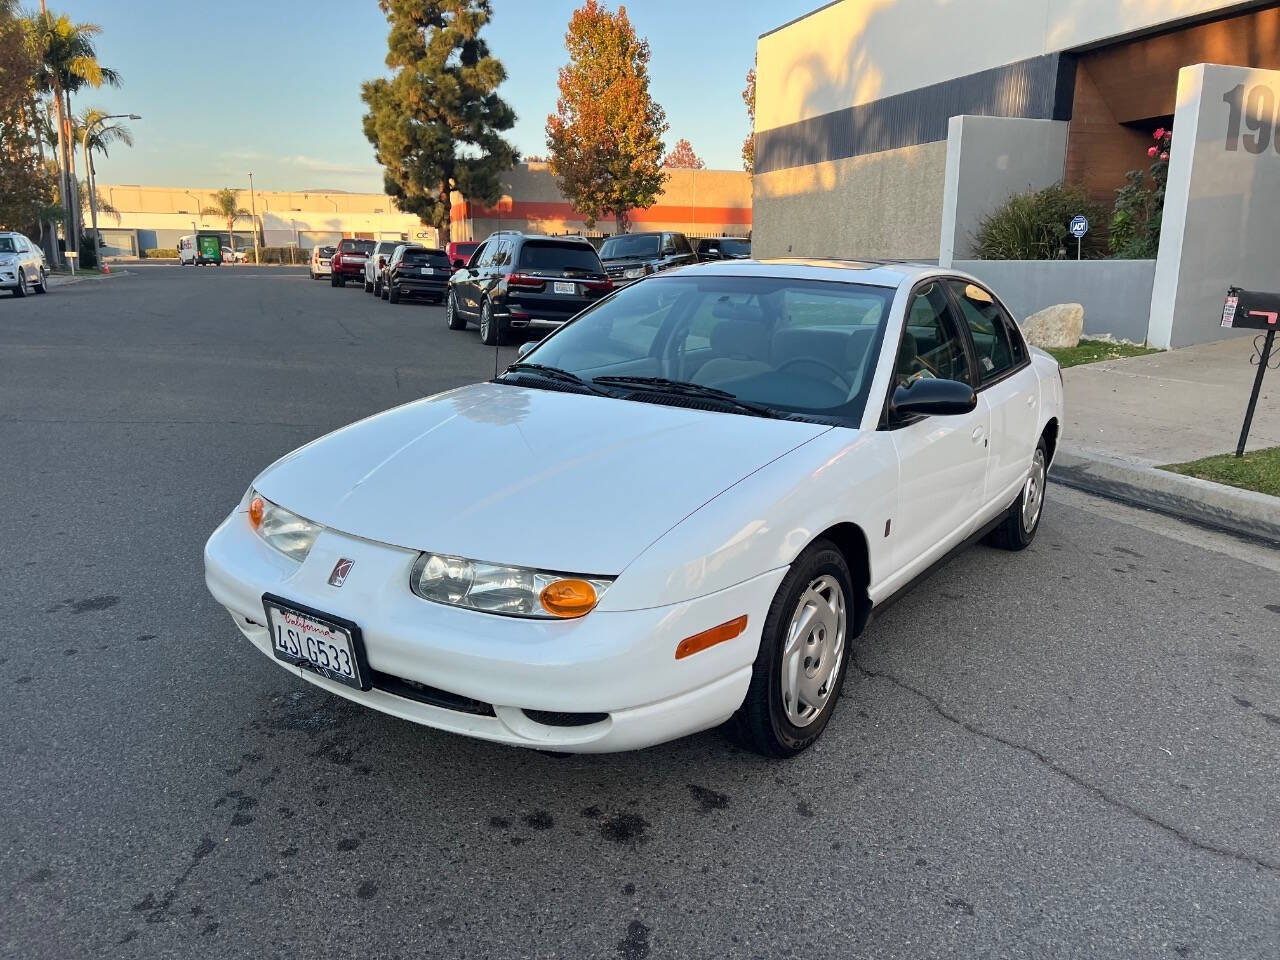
<box><xmin>516</xmin><ymin>241</ymin><xmax>603</xmax><ymax>275</ymax></box>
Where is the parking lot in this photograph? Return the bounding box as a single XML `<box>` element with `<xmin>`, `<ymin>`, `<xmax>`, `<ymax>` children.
<box><xmin>2</xmin><ymin>264</ymin><xmax>1278</xmax><ymax>959</ymax></box>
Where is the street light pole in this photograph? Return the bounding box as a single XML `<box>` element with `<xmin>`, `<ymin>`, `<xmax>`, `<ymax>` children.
<box><xmin>82</xmin><ymin>113</ymin><xmax>141</xmax><ymax>268</ymax></box>
<box><xmin>248</xmin><ymin>171</ymin><xmax>261</xmax><ymax>265</ymax></box>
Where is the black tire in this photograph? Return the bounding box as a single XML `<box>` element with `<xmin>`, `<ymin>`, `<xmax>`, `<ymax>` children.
<box><xmin>380</xmin><ymin>281</ymin><xmax>389</xmax><ymax>301</ymax></box>
<box><xmin>730</xmin><ymin>540</ymin><xmax>855</xmax><ymax>758</ymax></box>
<box><xmin>330</xmin><ymin>274</ymin><xmax>338</xmax><ymax>287</ymax></box>
<box><xmin>309</xmin><ymin>270</ymin><xmax>315</xmax><ymax>280</ymax></box>
<box><xmin>388</xmin><ymin>283</ymin><xmax>400</xmax><ymax>303</ymax></box>
<box><xmin>446</xmin><ymin>292</ymin><xmax>466</xmax><ymax>330</ymax></box>
<box><xmin>364</xmin><ymin>276</ymin><xmax>373</xmax><ymax>293</ymax></box>
<box><xmin>13</xmin><ymin>269</ymin><xmax>29</xmax><ymax>297</ymax></box>
<box><xmin>479</xmin><ymin>299</ymin><xmax>503</xmax><ymax>346</ymax></box>
<box><xmin>35</xmin><ymin>271</ymin><xmax>47</xmax><ymax>294</ymax></box>
<box><xmin>335</xmin><ymin>276</ymin><xmax>345</xmax><ymax>287</ymax></box>
<box><xmin>985</xmin><ymin>437</ymin><xmax>1048</xmax><ymax>551</ymax></box>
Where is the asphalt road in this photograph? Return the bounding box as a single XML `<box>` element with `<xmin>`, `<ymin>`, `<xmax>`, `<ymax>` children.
<box><xmin>2</xmin><ymin>265</ymin><xmax>1278</xmax><ymax>960</ymax></box>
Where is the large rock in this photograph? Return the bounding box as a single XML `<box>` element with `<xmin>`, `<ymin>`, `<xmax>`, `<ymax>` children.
<box><xmin>1021</xmin><ymin>303</ymin><xmax>1085</xmax><ymax>349</ymax></box>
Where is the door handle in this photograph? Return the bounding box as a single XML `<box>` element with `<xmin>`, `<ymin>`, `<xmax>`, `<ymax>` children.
<box><xmin>1025</xmin><ymin>395</ymin><xmax>1036</xmax><ymax>407</ymax></box>
<box><xmin>971</xmin><ymin>425</ymin><xmax>985</xmax><ymax>442</ymax></box>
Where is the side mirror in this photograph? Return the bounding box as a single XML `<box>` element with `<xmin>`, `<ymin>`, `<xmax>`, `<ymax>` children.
<box><xmin>890</xmin><ymin>378</ymin><xmax>977</xmax><ymax>419</ymax></box>
<box><xmin>516</xmin><ymin>340</ymin><xmax>537</xmax><ymax>359</ymax></box>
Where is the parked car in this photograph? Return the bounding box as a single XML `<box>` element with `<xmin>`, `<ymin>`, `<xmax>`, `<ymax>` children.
<box><xmin>446</xmin><ymin>233</ymin><xmax>613</xmax><ymax>345</ymax></box>
<box><xmin>365</xmin><ymin>240</ymin><xmax>401</xmax><ymax>295</ymax></box>
<box><xmin>222</xmin><ymin>246</ymin><xmax>249</xmax><ymax>264</ymax></box>
<box><xmin>0</xmin><ymin>232</ymin><xmax>48</xmax><ymax>297</ymax></box>
<box><xmin>696</xmin><ymin>237</ymin><xmax>751</xmax><ymax>261</ymax></box>
<box><xmin>384</xmin><ymin>245</ymin><xmax>451</xmax><ymax>303</ymax></box>
<box><xmin>599</xmin><ymin>231</ymin><xmax>696</xmax><ymax>286</ymax></box>
<box><xmin>205</xmin><ymin>259</ymin><xmax>1061</xmax><ymax>757</ymax></box>
<box><xmin>329</xmin><ymin>238</ymin><xmax>374</xmax><ymax>287</ymax></box>
<box><xmin>446</xmin><ymin>240</ymin><xmax>479</xmax><ymax>271</ymax></box>
<box><xmin>310</xmin><ymin>245</ymin><xmax>335</xmax><ymax>280</ymax></box>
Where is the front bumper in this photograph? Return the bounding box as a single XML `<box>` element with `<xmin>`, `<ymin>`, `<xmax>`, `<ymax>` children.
<box><xmin>203</xmin><ymin>510</ymin><xmax>780</xmax><ymax>752</ymax></box>
<box><xmin>0</xmin><ymin>266</ymin><xmax>23</xmax><ymax>287</ymax></box>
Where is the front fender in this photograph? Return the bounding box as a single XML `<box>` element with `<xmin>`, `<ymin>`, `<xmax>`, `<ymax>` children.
<box><xmin>597</xmin><ymin>428</ymin><xmax>898</xmax><ymax>612</ymax></box>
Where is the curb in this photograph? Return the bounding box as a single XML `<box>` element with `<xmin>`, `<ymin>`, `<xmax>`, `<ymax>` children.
<box><xmin>1051</xmin><ymin>447</ymin><xmax>1280</xmax><ymax>544</ymax></box>
<box><xmin>46</xmin><ymin>270</ymin><xmax>128</xmax><ymax>288</ymax></box>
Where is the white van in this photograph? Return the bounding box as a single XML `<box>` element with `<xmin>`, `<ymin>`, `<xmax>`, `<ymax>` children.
<box><xmin>178</xmin><ymin>235</ymin><xmax>221</xmax><ymax>266</ymax></box>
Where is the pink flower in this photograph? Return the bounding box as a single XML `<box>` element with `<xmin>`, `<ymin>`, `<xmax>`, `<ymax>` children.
<box><xmin>1148</xmin><ymin>146</ymin><xmax>1159</xmax><ymax>157</ymax></box>
<box><xmin>1160</xmin><ymin>151</ymin><xmax>1169</xmax><ymax>161</ymax></box>
<box><xmin>1154</xmin><ymin>127</ymin><xmax>1166</xmax><ymax>140</ymax></box>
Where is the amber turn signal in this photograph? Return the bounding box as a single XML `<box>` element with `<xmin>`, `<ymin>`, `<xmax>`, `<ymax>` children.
<box><xmin>539</xmin><ymin>579</ymin><xmax>598</xmax><ymax>618</ymax></box>
<box><xmin>248</xmin><ymin>495</ymin><xmax>265</xmax><ymax>530</ymax></box>
<box><xmin>675</xmin><ymin>615</ymin><xmax>748</xmax><ymax>660</ymax></box>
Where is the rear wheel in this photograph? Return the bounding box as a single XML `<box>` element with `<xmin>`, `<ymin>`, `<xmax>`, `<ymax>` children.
<box><xmin>330</xmin><ymin>274</ymin><xmax>338</xmax><ymax>287</ymax></box>
<box><xmin>364</xmin><ymin>276</ymin><xmax>373</xmax><ymax>293</ymax></box>
<box><xmin>479</xmin><ymin>299</ymin><xmax>503</xmax><ymax>346</ymax></box>
<box><xmin>731</xmin><ymin>540</ymin><xmax>854</xmax><ymax>758</ymax></box>
<box><xmin>388</xmin><ymin>283</ymin><xmax>400</xmax><ymax>303</ymax></box>
<box><xmin>446</xmin><ymin>292</ymin><xmax>466</xmax><ymax>330</ymax></box>
<box><xmin>335</xmin><ymin>275</ymin><xmax>345</xmax><ymax>287</ymax></box>
<box><xmin>985</xmin><ymin>438</ymin><xmax>1048</xmax><ymax>551</ymax></box>
<box><xmin>35</xmin><ymin>271</ymin><xmax>47</xmax><ymax>294</ymax></box>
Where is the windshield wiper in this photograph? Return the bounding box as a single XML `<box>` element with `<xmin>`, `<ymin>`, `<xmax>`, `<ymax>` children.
<box><xmin>503</xmin><ymin>362</ymin><xmax>608</xmax><ymax>394</ymax></box>
<box><xmin>590</xmin><ymin>376</ymin><xmax>781</xmax><ymax>418</ymax></box>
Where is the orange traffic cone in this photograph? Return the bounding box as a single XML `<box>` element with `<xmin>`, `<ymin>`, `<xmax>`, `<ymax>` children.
<box><xmin>102</xmin><ymin>264</ymin><xmax>110</xmax><ymax>274</ymax></box>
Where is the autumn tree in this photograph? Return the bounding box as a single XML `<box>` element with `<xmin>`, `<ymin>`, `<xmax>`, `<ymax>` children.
<box><xmin>362</xmin><ymin>0</ymin><xmax>517</xmax><ymax>245</ymax></box>
<box><xmin>662</xmin><ymin>138</ymin><xmax>703</xmax><ymax>169</ymax></box>
<box><xmin>545</xmin><ymin>0</ymin><xmax>667</xmax><ymax>232</ymax></box>
<box><xmin>741</xmin><ymin>60</ymin><xmax>755</xmax><ymax>175</ymax></box>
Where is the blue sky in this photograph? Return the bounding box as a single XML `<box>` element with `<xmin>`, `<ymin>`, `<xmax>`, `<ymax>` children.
<box><xmin>61</xmin><ymin>0</ymin><xmax>815</xmax><ymax>192</ymax></box>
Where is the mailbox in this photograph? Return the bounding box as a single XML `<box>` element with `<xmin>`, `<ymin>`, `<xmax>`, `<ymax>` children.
<box><xmin>1222</xmin><ymin>287</ymin><xmax>1280</xmax><ymax>330</ymax></box>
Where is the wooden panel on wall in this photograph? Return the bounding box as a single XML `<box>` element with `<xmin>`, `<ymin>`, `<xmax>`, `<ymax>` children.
<box><xmin>1064</xmin><ymin>62</ymin><xmax>1153</xmax><ymax>211</ymax></box>
<box><xmin>1083</xmin><ymin>6</ymin><xmax>1280</xmax><ymax>123</ymax></box>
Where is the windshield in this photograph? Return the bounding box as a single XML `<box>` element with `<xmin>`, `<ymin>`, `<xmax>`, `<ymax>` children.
<box><xmin>340</xmin><ymin>239</ymin><xmax>374</xmax><ymax>254</ymax></box>
<box><xmin>317</xmin><ymin>246</ymin><xmax>334</xmax><ymax>257</ymax></box>
<box><xmin>375</xmin><ymin>241</ymin><xmax>399</xmax><ymax>254</ymax></box>
<box><xmin>721</xmin><ymin>239</ymin><xmax>751</xmax><ymax>256</ymax></box>
<box><xmin>0</xmin><ymin>238</ymin><xmax>16</xmax><ymax>252</ymax></box>
<box><xmin>599</xmin><ymin>235</ymin><xmax>660</xmax><ymax>260</ymax></box>
<box><xmin>517</xmin><ymin>275</ymin><xmax>894</xmax><ymax>422</ymax></box>
<box><xmin>517</xmin><ymin>241</ymin><xmax>603</xmax><ymax>274</ymax></box>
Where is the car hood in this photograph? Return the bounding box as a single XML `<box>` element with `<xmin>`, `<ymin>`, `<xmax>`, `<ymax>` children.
<box><xmin>254</xmin><ymin>382</ymin><xmax>830</xmax><ymax>574</ymax></box>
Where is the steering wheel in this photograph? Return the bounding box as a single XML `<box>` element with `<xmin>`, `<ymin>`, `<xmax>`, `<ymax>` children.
<box><xmin>776</xmin><ymin>356</ymin><xmax>851</xmax><ymax>390</ymax></box>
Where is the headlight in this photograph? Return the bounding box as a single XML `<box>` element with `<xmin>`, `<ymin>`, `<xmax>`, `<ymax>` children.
<box><xmin>0</xmin><ymin>256</ymin><xmax>15</xmax><ymax>266</ymax></box>
<box><xmin>410</xmin><ymin>552</ymin><xmax>613</xmax><ymax>619</ymax></box>
<box><xmin>247</xmin><ymin>491</ymin><xmax>322</xmax><ymax>562</ymax></box>
<box><xmin>623</xmin><ymin>266</ymin><xmax>645</xmax><ymax>280</ymax></box>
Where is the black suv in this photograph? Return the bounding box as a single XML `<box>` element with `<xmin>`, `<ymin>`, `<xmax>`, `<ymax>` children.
<box><xmin>598</xmin><ymin>231</ymin><xmax>696</xmax><ymax>286</ymax></box>
<box><xmin>446</xmin><ymin>234</ymin><xmax>613</xmax><ymax>345</ymax></box>
<box><xmin>384</xmin><ymin>245</ymin><xmax>451</xmax><ymax>304</ymax></box>
<box><xmin>695</xmin><ymin>236</ymin><xmax>751</xmax><ymax>261</ymax></box>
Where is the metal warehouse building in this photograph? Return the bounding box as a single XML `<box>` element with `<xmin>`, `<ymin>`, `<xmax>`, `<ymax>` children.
<box><xmin>752</xmin><ymin>0</ymin><xmax>1280</xmax><ymax>347</ymax></box>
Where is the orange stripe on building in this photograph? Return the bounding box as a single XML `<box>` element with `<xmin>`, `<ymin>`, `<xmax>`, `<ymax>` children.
<box><xmin>452</xmin><ymin>199</ymin><xmax>752</xmax><ymax>226</ymax></box>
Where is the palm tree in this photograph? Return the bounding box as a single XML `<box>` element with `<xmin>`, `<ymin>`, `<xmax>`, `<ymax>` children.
<box><xmin>27</xmin><ymin>9</ymin><xmax>120</xmax><ymax>258</ymax></box>
<box><xmin>202</xmin><ymin>188</ymin><xmax>251</xmax><ymax>255</ymax></box>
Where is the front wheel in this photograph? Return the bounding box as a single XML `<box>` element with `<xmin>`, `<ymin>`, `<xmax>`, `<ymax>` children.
<box><xmin>446</xmin><ymin>292</ymin><xmax>466</xmax><ymax>330</ymax></box>
<box><xmin>730</xmin><ymin>540</ymin><xmax>854</xmax><ymax>758</ymax></box>
<box><xmin>985</xmin><ymin>438</ymin><xmax>1048</xmax><ymax>551</ymax></box>
<box><xmin>13</xmin><ymin>269</ymin><xmax>29</xmax><ymax>297</ymax></box>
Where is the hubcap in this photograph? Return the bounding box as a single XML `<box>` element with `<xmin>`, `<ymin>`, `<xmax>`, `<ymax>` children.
<box><xmin>780</xmin><ymin>574</ymin><xmax>846</xmax><ymax>728</ymax></box>
<box><xmin>446</xmin><ymin>295</ymin><xmax>454</xmax><ymax>323</ymax></box>
<box><xmin>481</xmin><ymin>305</ymin><xmax>490</xmax><ymax>338</ymax></box>
<box><xmin>1022</xmin><ymin>448</ymin><xmax>1046</xmax><ymax>531</ymax></box>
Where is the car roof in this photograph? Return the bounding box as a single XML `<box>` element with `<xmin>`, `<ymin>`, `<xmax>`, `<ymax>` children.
<box><xmin>666</xmin><ymin>258</ymin><xmax>943</xmax><ymax>288</ymax></box>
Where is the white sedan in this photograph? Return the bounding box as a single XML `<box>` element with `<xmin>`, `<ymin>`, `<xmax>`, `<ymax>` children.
<box><xmin>204</xmin><ymin>260</ymin><xmax>1062</xmax><ymax>757</ymax></box>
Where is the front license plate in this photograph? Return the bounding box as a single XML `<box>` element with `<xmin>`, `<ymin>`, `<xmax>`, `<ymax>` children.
<box><xmin>263</xmin><ymin>595</ymin><xmax>366</xmax><ymax>689</ymax></box>
<box><xmin>553</xmin><ymin>281</ymin><xmax>576</xmax><ymax>295</ymax></box>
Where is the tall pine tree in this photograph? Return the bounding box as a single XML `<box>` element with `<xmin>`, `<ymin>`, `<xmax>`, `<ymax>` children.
<box><xmin>362</xmin><ymin>0</ymin><xmax>517</xmax><ymax>244</ymax></box>
<box><xmin>545</xmin><ymin>0</ymin><xmax>667</xmax><ymax>233</ymax></box>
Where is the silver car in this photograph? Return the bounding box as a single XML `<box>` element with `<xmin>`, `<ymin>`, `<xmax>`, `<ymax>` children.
<box><xmin>0</xmin><ymin>232</ymin><xmax>48</xmax><ymax>297</ymax></box>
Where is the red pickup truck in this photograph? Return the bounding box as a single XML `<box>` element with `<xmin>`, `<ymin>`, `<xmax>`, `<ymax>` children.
<box><xmin>329</xmin><ymin>238</ymin><xmax>375</xmax><ymax>287</ymax></box>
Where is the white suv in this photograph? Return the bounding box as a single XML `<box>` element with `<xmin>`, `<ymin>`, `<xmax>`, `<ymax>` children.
<box><xmin>310</xmin><ymin>245</ymin><xmax>334</xmax><ymax>280</ymax></box>
<box><xmin>0</xmin><ymin>232</ymin><xmax>48</xmax><ymax>297</ymax></box>
<box><xmin>365</xmin><ymin>240</ymin><xmax>401</xmax><ymax>296</ymax></box>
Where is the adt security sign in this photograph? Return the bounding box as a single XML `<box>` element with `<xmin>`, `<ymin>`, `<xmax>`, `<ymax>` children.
<box><xmin>1069</xmin><ymin>215</ymin><xmax>1089</xmax><ymax>260</ymax></box>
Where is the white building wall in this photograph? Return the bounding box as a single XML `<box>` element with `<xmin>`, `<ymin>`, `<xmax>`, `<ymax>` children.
<box><xmin>757</xmin><ymin>0</ymin><xmax>1250</xmax><ymax>133</ymax></box>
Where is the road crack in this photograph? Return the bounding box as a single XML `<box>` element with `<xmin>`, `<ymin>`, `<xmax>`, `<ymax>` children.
<box><xmin>851</xmin><ymin>658</ymin><xmax>1280</xmax><ymax>874</ymax></box>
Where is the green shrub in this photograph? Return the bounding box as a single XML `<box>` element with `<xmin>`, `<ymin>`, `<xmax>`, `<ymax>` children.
<box><xmin>246</xmin><ymin>246</ymin><xmax>305</xmax><ymax>264</ymax></box>
<box><xmin>143</xmin><ymin>247</ymin><xmax>178</xmax><ymax>258</ymax></box>
<box><xmin>1109</xmin><ymin>128</ymin><xmax>1171</xmax><ymax>259</ymax></box>
<box><xmin>973</xmin><ymin>183</ymin><xmax>1107</xmax><ymax>260</ymax></box>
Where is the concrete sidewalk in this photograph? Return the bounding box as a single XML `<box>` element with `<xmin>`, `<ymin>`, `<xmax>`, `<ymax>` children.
<box><xmin>1053</xmin><ymin>334</ymin><xmax>1280</xmax><ymax>542</ymax></box>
